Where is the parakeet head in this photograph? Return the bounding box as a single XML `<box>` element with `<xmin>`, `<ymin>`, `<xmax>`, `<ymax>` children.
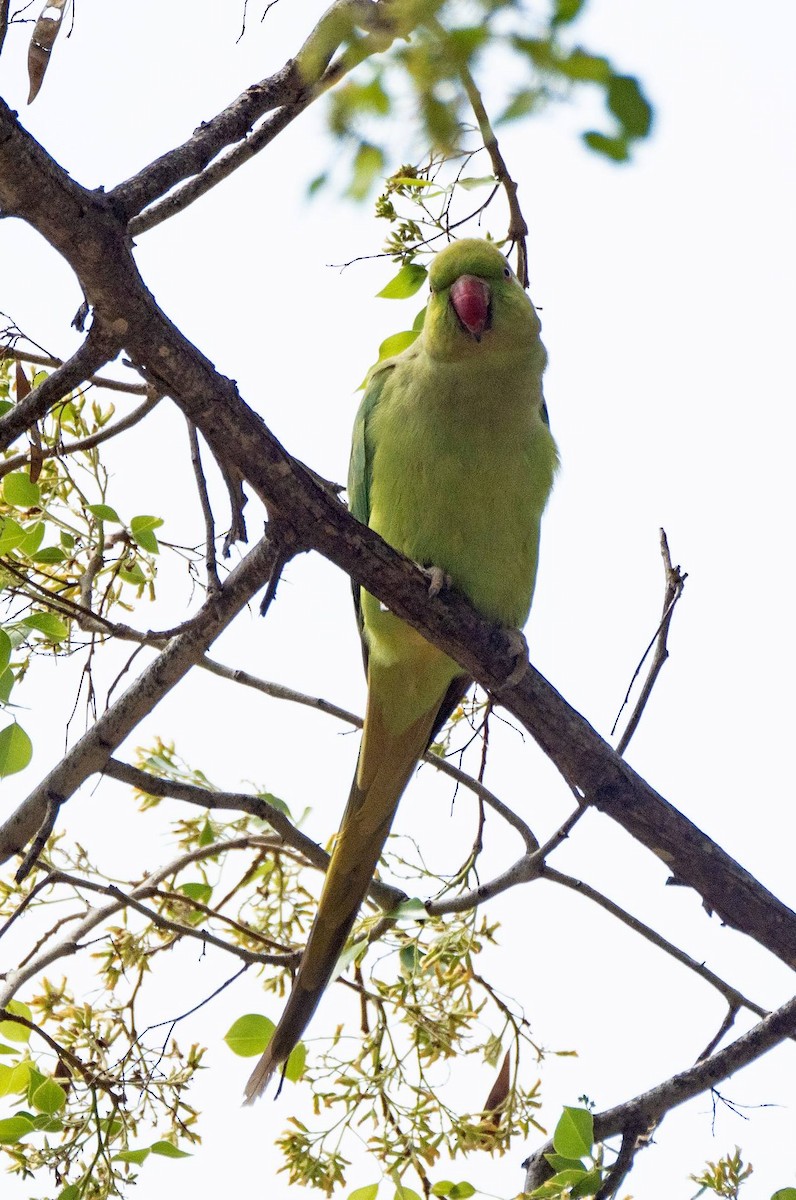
<box><xmin>424</xmin><ymin>238</ymin><xmax>542</xmax><ymax>362</ymax></box>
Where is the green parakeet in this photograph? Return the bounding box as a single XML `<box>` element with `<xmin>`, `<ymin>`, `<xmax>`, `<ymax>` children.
<box><xmin>244</xmin><ymin>238</ymin><xmax>558</xmax><ymax>1102</ymax></box>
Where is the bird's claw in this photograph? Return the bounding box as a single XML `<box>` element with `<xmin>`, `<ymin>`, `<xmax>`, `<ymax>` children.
<box><xmin>419</xmin><ymin>564</ymin><xmax>452</xmax><ymax>597</ymax></box>
<box><xmin>501</xmin><ymin>628</ymin><xmax>529</xmax><ymax>689</ymax></box>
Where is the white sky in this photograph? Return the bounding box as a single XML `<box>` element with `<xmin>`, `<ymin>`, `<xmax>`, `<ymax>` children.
<box><xmin>1</xmin><ymin>1</ymin><xmax>795</xmax><ymax>1198</ymax></box>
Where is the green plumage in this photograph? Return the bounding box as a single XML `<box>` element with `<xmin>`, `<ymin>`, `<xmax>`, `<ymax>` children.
<box><xmin>244</xmin><ymin>238</ymin><xmax>558</xmax><ymax>1102</ymax></box>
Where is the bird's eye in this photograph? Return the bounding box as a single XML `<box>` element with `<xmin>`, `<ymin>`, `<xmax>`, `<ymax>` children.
<box><xmin>503</xmin><ymin>264</ymin><xmax>512</xmax><ymax>278</ymax></box>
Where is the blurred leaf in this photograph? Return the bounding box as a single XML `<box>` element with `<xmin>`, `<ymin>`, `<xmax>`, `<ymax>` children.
<box><xmin>0</xmin><ymin>723</ymin><xmax>32</xmax><ymax>777</ymax></box>
<box><xmin>27</xmin><ymin>0</ymin><xmax>67</xmax><ymax>104</ymax></box>
<box><xmin>552</xmin><ymin>0</ymin><xmax>586</xmax><ymax>24</ymax></box>
<box><xmin>377</xmin><ymin>330</ymin><xmax>419</xmax><ymax>359</ymax></box>
<box><xmin>0</xmin><ymin>669</ymin><xmax>14</xmax><ymax>705</ymax></box>
<box><xmin>377</xmin><ymin>264</ymin><xmax>428</xmax><ymax>299</ymax></box>
<box><xmin>224</xmin><ymin>1014</ymin><xmax>275</xmax><ymax>1057</ymax></box>
<box><xmin>582</xmin><ymin>130</ymin><xmax>629</xmax><ymax>161</ymax></box>
<box><xmin>388</xmin><ymin>897</ymin><xmax>429</xmax><ymax>921</ymax></box>
<box><xmin>558</xmin><ymin>47</ymin><xmax>611</xmax><ymax>82</ymax></box>
<box><xmin>284</xmin><ymin>1040</ymin><xmax>306</xmax><ymax>1082</ymax></box>
<box><xmin>348</xmin><ymin>142</ymin><xmax>385</xmax><ymax>201</ymax></box>
<box><xmin>119</xmin><ymin>560</ymin><xmax>147</xmax><ymax>586</ymax></box>
<box><xmin>3</xmin><ymin>472</ymin><xmax>41</xmax><ymax>509</ymax></box>
<box><xmin>608</xmin><ymin>73</ymin><xmax>653</xmax><ymax>138</ymax></box>
<box><xmin>499</xmin><ymin>89</ymin><xmax>540</xmax><ymax>123</ymax></box>
<box><xmin>350</xmin><ymin>1187</ymin><xmax>379</xmax><ymax>1200</ymax></box>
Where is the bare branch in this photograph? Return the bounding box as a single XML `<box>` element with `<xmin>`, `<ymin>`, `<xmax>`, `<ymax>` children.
<box><xmin>0</xmin><ymin>346</ymin><xmax>149</xmax><ymax>394</ymax></box>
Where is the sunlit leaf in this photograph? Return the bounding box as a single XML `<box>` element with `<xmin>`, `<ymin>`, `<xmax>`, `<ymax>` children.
<box><xmin>350</xmin><ymin>1185</ymin><xmax>379</xmax><ymax>1200</ymax></box>
<box><xmin>0</xmin><ymin>517</ymin><xmax>27</xmax><ymax>553</ymax></box>
<box><xmin>88</xmin><ymin>503</ymin><xmax>122</xmax><ymax>524</ymax></box>
<box><xmin>113</xmin><ymin>1148</ymin><xmax>151</xmax><ymax>1164</ymax></box>
<box><xmin>553</xmin><ymin>1106</ymin><xmax>593</xmax><ymax>1159</ymax></box>
<box><xmin>224</xmin><ymin>1014</ymin><xmax>275</xmax><ymax>1057</ymax></box>
<box><xmin>0</xmin><ymin>1001</ymin><xmax>32</xmax><ymax>1043</ymax></box>
<box><xmin>20</xmin><ymin>611</ymin><xmax>69</xmax><ymax>641</ymax></box>
<box><xmin>150</xmin><ymin>1139</ymin><xmax>191</xmax><ymax>1158</ymax></box>
<box><xmin>0</xmin><ymin>1115</ymin><xmax>34</xmax><ymax>1143</ymax></box>
<box><xmin>0</xmin><ymin>723</ymin><xmax>32</xmax><ymax>777</ymax></box>
<box><xmin>377</xmin><ymin>263</ymin><xmax>428</xmax><ymax>299</ymax></box>
<box><xmin>19</xmin><ymin>521</ymin><xmax>44</xmax><ymax>556</ymax></box>
<box><xmin>130</xmin><ymin>514</ymin><xmax>163</xmax><ymax>555</ymax></box>
<box><xmin>31</xmin><ymin>1078</ymin><xmax>67</xmax><ymax>1115</ymax></box>
<box><xmin>2</xmin><ymin>472</ymin><xmax>41</xmax><ymax>509</ymax></box>
<box><xmin>0</xmin><ymin>630</ymin><xmax>10</xmax><ymax>676</ymax></box>
<box><xmin>178</xmin><ymin>882</ymin><xmax>212</xmax><ymax>905</ymax></box>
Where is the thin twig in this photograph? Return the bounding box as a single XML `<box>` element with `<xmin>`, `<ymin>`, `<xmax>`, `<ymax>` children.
<box><xmin>186</xmin><ymin>418</ymin><xmax>220</xmax><ymax>592</ymax></box>
<box><xmin>0</xmin><ymin>346</ymin><xmax>149</xmax><ymax>395</ymax></box>
<box><xmin>613</xmin><ymin>528</ymin><xmax>687</xmax><ymax>754</ymax></box>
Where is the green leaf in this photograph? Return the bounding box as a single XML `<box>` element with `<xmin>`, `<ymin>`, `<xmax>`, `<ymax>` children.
<box><xmin>393</xmin><ymin>1186</ymin><xmax>421</xmax><ymax>1200</ymax></box>
<box><xmin>457</xmin><ymin>175</ymin><xmax>497</xmax><ymax>191</ymax></box>
<box><xmin>178</xmin><ymin>882</ymin><xmax>212</xmax><ymax>905</ymax></box>
<box><xmin>553</xmin><ymin>1107</ymin><xmax>594</xmax><ymax>1159</ymax></box>
<box><xmin>377</xmin><ymin>263</ymin><xmax>428</xmax><ymax>299</ymax></box>
<box><xmin>58</xmin><ymin>1186</ymin><xmax>81</xmax><ymax>1200</ymax></box>
<box><xmin>130</xmin><ymin>514</ymin><xmax>163</xmax><ymax>555</ymax></box>
<box><xmin>119</xmin><ymin>561</ymin><xmax>147</xmax><ymax>586</ymax></box>
<box><xmin>21</xmin><ymin>611</ymin><xmax>69</xmax><ymax>641</ymax></box>
<box><xmin>552</xmin><ymin>0</ymin><xmax>585</xmax><ymax>24</ymax></box>
<box><xmin>449</xmin><ymin>1186</ymin><xmax>476</xmax><ymax>1199</ymax></box>
<box><xmin>571</xmin><ymin>1168</ymin><xmax>603</xmax><ymax>1198</ymax></box>
<box><xmin>31</xmin><ymin>546</ymin><xmax>67</xmax><ymax>564</ymax></box>
<box><xmin>412</xmin><ymin>306</ymin><xmax>426</xmax><ymax>332</ymax></box>
<box><xmin>224</xmin><ymin>1014</ymin><xmax>275</xmax><ymax>1057</ymax></box>
<box><xmin>544</xmin><ymin>1154</ymin><xmax>586</xmax><ymax>1172</ymax></box>
<box><xmin>60</xmin><ymin>530</ymin><xmax>75</xmax><ymax>549</ymax></box>
<box><xmin>198</xmin><ymin>816</ymin><xmax>215</xmax><ymax>846</ymax></box>
<box><xmin>0</xmin><ymin>517</ymin><xmax>27</xmax><ymax>553</ymax></box>
<box><xmin>499</xmin><ymin>89</ymin><xmax>540</xmax><ymax>123</ymax></box>
<box><xmin>0</xmin><ymin>724</ymin><xmax>32</xmax><ymax>777</ymax></box>
<box><xmin>87</xmin><ymin>503</ymin><xmax>122</xmax><ymax>523</ymax></box>
<box><xmin>114</xmin><ymin>1148</ymin><xmax>151</xmax><ymax>1164</ymax></box>
<box><xmin>2</xmin><ymin>472</ymin><xmax>40</xmax><ymax>508</ymax></box>
<box><xmin>559</xmin><ymin>48</ymin><xmax>611</xmax><ymax>83</ymax></box>
<box><xmin>399</xmin><ymin>944</ymin><xmax>421</xmax><ymax>978</ymax></box>
<box><xmin>349</xmin><ymin>1187</ymin><xmax>379</xmax><ymax>1200</ymax></box>
<box><xmin>377</xmin><ymin>331</ymin><xmax>420</xmax><ymax>361</ymax></box>
<box><xmin>430</xmin><ymin>1185</ymin><xmax>453</xmax><ymax>1197</ymax></box>
<box><xmin>771</xmin><ymin>1192</ymin><xmax>796</xmax><ymax>1200</ymax></box>
<box><xmin>284</xmin><ymin>1040</ymin><xmax>306</xmax><ymax>1082</ymax></box>
<box><xmin>388</xmin><ymin>897</ymin><xmax>429</xmax><ymax>921</ymax></box>
<box><xmin>19</xmin><ymin>521</ymin><xmax>44</xmax><ymax>556</ymax></box>
<box><xmin>150</xmin><ymin>1139</ymin><xmax>191</xmax><ymax>1159</ymax></box>
<box><xmin>348</xmin><ymin>142</ymin><xmax>385</xmax><ymax>201</ymax></box>
<box><xmin>31</xmin><ymin>1078</ymin><xmax>67</xmax><ymax>1114</ymax></box>
<box><xmin>0</xmin><ymin>629</ymin><xmax>10</xmax><ymax>676</ymax></box>
<box><xmin>0</xmin><ymin>668</ymin><xmax>15</xmax><ymax>705</ymax></box>
<box><xmin>32</xmin><ymin>1113</ymin><xmax>63</xmax><ymax>1132</ymax></box>
<box><xmin>0</xmin><ymin>1115</ymin><xmax>34</xmax><ymax>1143</ymax></box>
<box><xmin>0</xmin><ymin>401</ymin><xmax>12</xmax><ymax>417</ymax></box>
<box><xmin>608</xmin><ymin>74</ymin><xmax>653</xmax><ymax>138</ymax></box>
<box><xmin>582</xmin><ymin>131</ymin><xmax>629</xmax><ymax>162</ymax></box>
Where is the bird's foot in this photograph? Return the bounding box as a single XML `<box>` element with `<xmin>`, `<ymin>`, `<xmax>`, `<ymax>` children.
<box><xmin>419</xmin><ymin>564</ymin><xmax>453</xmax><ymax>597</ymax></box>
<box><xmin>501</xmin><ymin>628</ymin><xmax>529</xmax><ymax>689</ymax></box>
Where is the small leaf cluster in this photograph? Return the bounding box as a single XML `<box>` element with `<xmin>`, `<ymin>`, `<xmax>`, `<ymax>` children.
<box><xmin>529</xmin><ymin>1106</ymin><xmax>604</xmax><ymax>1198</ymax></box>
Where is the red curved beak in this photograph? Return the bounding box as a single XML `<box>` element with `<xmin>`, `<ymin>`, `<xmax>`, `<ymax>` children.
<box><xmin>450</xmin><ymin>274</ymin><xmax>491</xmax><ymax>341</ymax></box>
